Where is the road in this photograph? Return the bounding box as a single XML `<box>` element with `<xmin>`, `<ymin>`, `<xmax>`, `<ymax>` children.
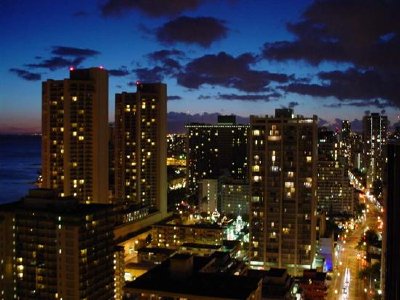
<box><xmin>327</xmin><ymin>192</ymin><xmax>382</xmax><ymax>299</ymax></box>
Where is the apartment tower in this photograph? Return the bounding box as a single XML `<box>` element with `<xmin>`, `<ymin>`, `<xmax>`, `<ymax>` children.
<box><xmin>0</xmin><ymin>189</ymin><xmax>116</xmax><ymax>299</ymax></box>
<box><xmin>249</xmin><ymin>109</ymin><xmax>317</xmax><ymax>275</ymax></box>
<box><xmin>362</xmin><ymin>113</ymin><xmax>388</xmax><ymax>190</ymax></box>
<box><xmin>114</xmin><ymin>83</ymin><xmax>167</xmax><ymax>216</ymax></box>
<box><xmin>186</xmin><ymin>116</ymin><xmax>249</xmax><ymax>199</ymax></box>
<box><xmin>317</xmin><ymin>127</ymin><xmax>353</xmax><ymax>215</ymax></box>
<box><xmin>41</xmin><ymin>67</ymin><xmax>109</xmax><ymax>203</ymax></box>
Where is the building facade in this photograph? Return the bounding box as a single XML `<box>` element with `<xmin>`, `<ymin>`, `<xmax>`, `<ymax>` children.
<box><xmin>114</xmin><ymin>83</ymin><xmax>167</xmax><ymax>216</ymax></box>
<box><xmin>42</xmin><ymin>68</ymin><xmax>109</xmax><ymax>203</ymax></box>
<box><xmin>220</xmin><ymin>182</ymin><xmax>250</xmax><ymax>216</ymax></box>
<box><xmin>317</xmin><ymin>127</ymin><xmax>353</xmax><ymax>215</ymax></box>
<box><xmin>186</xmin><ymin>116</ymin><xmax>249</xmax><ymax>199</ymax></box>
<box><xmin>249</xmin><ymin>109</ymin><xmax>317</xmax><ymax>275</ymax></box>
<box><xmin>382</xmin><ymin>141</ymin><xmax>400</xmax><ymax>299</ymax></box>
<box><xmin>362</xmin><ymin>113</ymin><xmax>388</xmax><ymax>190</ymax></box>
<box><xmin>0</xmin><ymin>189</ymin><xmax>116</xmax><ymax>299</ymax></box>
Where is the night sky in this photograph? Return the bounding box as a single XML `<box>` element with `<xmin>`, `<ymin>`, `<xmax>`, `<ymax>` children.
<box><xmin>1</xmin><ymin>0</ymin><xmax>399</xmax><ymax>133</ymax></box>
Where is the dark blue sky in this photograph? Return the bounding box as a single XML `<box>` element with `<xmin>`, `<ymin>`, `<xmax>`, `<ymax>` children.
<box><xmin>1</xmin><ymin>0</ymin><xmax>399</xmax><ymax>133</ymax></box>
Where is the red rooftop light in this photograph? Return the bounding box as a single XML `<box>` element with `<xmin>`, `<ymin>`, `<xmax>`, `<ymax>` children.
<box><xmin>69</xmin><ymin>66</ymin><xmax>75</xmax><ymax>71</ymax></box>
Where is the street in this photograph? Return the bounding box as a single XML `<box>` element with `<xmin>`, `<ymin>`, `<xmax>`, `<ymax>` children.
<box><xmin>327</xmin><ymin>193</ymin><xmax>382</xmax><ymax>299</ymax></box>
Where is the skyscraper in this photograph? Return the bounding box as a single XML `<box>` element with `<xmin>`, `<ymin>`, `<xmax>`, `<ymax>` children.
<box><xmin>363</xmin><ymin>113</ymin><xmax>388</xmax><ymax>191</ymax></box>
<box><xmin>42</xmin><ymin>68</ymin><xmax>109</xmax><ymax>203</ymax></box>
<box><xmin>249</xmin><ymin>109</ymin><xmax>317</xmax><ymax>275</ymax></box>
<box><xmin>317</xmin><ymin>127</ymin><xmax>353</xmax><ymax>214</ymax></box>
<box><xmin>114</xmin><ymin>83</ymin><xmax>167</xmax><ymax>216</ymax></box>
<box><xmin>0</xmin><ymin>189</ymin><xmax>116</xmax><ymax>299</ymax></box>
<box><xmin>382</xmin><ymin>141</ymin><xmax>400</xmax><ymax>299</ymax></box>
<box><xmin>186</xmin><ymin>116</ymin><xmax>249</xmax><ymax>199</ymax></box>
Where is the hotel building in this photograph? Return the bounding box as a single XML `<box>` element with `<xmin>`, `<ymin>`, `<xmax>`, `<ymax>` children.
<box><xmin>0</xmin><ymin>189</ymin><xmax>116</xmax><ymax>299</ymax></box>
<box><xmin>114</xmin><ymin>83</ymin><xmax>167</xmax><ymax>216</ymax></box>
<box><xmin>41</xmin><ymin>68</ymin><xmax>109</xmax><ymax>203</ymax></box>
<box><xmin>317</xmin><ymin>127</ymin><xmax>353</xmax><ymax>214</ymax></box>
<box><xmin>249</xmin><ymin>109</ymin><xmax>317</xmax><ymax>275</ymax></box>
<box><xmin>186</xmin><ymin>116</ymin><xmax>249</xmax><ymax>199</ymax></box>
<box><xmin>363</xmin><ymin>113</ymin><xmax>388</xmax><ymax>190</ymax></box>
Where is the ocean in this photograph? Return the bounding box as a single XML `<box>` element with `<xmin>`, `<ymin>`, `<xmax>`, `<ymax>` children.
<box><xmin>0</xmin><ymin>135</ymin><xmax>41</xmax><ymax>204</ymax></box>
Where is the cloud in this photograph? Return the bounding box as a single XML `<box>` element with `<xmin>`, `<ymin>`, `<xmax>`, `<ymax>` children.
<box><xmin>156</xmin><ymin>16</ymin><xmax>228</xmax><ymax>47</ymax></box>
<box><xmin>281</xmin><ymin>68</ymin><xmax>400</xmax><ymax>103</ymax></box>
<box><xmin>177</xmin><ymin>52</ymin><xmax>291</xmax><ymax>92</ymax></box>
<box><xmin>108</xmin><ymin>66</ymin><xmax>130</xmax><ymax>77</ymax></box>
<box><xmin>262</xmin><ymin>0</ymin><xmax>400</xmax><ymax>106</ymax></box>
<box><xmin>168</xmin><ymin>95</ymin><xmax>182</xmax><ymax>101</ymax></box>
<box><xmin>147</xmin><ymin>49</ymin><xmax>185</xmax><ymax>62</ymax></box>
<box><xmin>288</xmin><ymin>101</ymin><xmax>299</xmax><ymax>108</ymax></box>
<box><xmin>324</xmin><ymin>99</ymin><xmax>394</xmax><ymax>109</ymax></box>
<box><xmin>134</xmin><ymin>66</ymin><xmax>165</xmax><ymax>82</ymax></box>
<box><xmin>26</xmin><ymin>56</ymin><xmax>85</xmax><ymax>71</ymax></box>
<box><xmin>73</xmin><ymin>10</ymin><xmax>89</xmax><ymax>17</ymax></box>
<box><xmin>25</xmin><ymin>46</ymin><xmax>100</xmax><ymax>71</ymax></box>
<box><xmin>216</xmin><ymin>93</ymin><xmax>280</xmax><ymax>101</ymax></box>
<box><xmin>51</xmin><ymin>46</ymin><xmax>100</xmax><ymax>57</ymax></box>
<box><xmin>9</xmin><ymin>68</ymin><xmax>41</xmax><ymax>81</ymax></box>
<box><xmin>101</xmin><ymin>0</ymin><xmax>202</xmax><ymax>17</ymax></box>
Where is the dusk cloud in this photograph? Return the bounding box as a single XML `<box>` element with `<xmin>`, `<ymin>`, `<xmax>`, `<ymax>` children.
<box><xmin>168</xmin><ymin>95</ymin><xmax>182</xmax><ymax>101</ymax></box>
<box><xmin>262</xmin><ymin>0</ymin><xmax>400</xmax><ymax>106</ymax></box>
<box><xmin>156</xmin><ymin>16</ymin><xmax>228</xmax><ymax>47</ymax></box>
<box><xmin>108</xmin><ymin>66</ymin><xmax>130</xmax><ymax>77</ymax></box>
<box><xmin>177</xmin><ymin>52</ymin><xmax>292</xmax><ymax>92</ymax></box>
<box><xmin>51</xmin><ymin>46</ymin><xmax>100</xmax><ymax>57</ymax></box>
<box><xmin>26</xmin><ymin>56</ymin><xmax>85</xmax><ymax>71</ymax></box>
<box><xmin>216</xmin><ymin>93</ymin><xmax>280</xmax><ymax>102</ymax></box>
<box><xmin>9</xmin><ymin>68</ymin><xmax>41</xmax><ymax>81</ymax></box>
<box><xmin>133</xmin><ymin>66</ymin><xmax>164</xmax><ymax>82</ymax></box>
<box><xmin>281</xmin><ymin>68</ymin><xmax>400</xmax><ymax>103</ymax></box>
<box><xmin>25</xmin><ymin>46</ymin><xmax>100</xmax><ymax>71</ymax></box>
<box><xmin>147</xmin><ymin>49</ymin><xmax>185</xmax><ymax>62</ymax></box>
<box><xmin>101</xmin><ymin>0</ymin><xmax>202</xmax><ymax>17</ymax></box>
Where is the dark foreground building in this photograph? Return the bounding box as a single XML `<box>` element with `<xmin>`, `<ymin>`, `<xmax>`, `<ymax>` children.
<box><xmin>0</xmin><ymin>189</ymin><xmax>116</xmax><ymax>299</ymax></box>
<box><xmin>125</xmin><ymin>253</ymin><xmax>262</xmax><ymax>299</ymax></box>
<box><xmin>383</xmin><ymin>141</ymin><xmax>400</xmax><ymax>300</ymax></box>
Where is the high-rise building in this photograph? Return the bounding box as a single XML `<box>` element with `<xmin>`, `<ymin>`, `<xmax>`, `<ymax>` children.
<box><xmin>363</xmin><ymin>113</ymin><xmax>388</xmax><ymax>190</ymax></box>
<box><xmin>340</xmin><ymin>120</ymin><xmax>352</xmax><ymax>164</ymax></box>
<box><xmin>186</xmin><ymin>116</ymin><xmax>249</xmax><ymax>199</ymax></box>
<box><xmin>42</xmin><ymin>67</ymin><xmax>109</xmax><ymax>203</ymax></box>
<box><xmin>317</xmin><ymin>127</ymin><xmax>353</xmax><ymax>215</ymax></box>
<box><xmin>382</xmin><ymin>141</ymin><xmax>400</xmax><ymax>299</ymax></box>
<box><xmin>249</xmin><ymin>109</ymin><xmax>317</xmax><ymax>275</ymax></box>
<box><xmin>114</xmin><ymin>83</ymin><xmax>167</xmax><ymax>216</ymax></box>
<box><xmin>0</xmin><ymin>189</ymin><xmax>116</xmax><ymax>299</ymax></box>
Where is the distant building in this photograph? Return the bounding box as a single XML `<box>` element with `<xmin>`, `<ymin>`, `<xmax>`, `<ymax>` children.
<box><xmin>114</xmin><ymin>83</ymin><xmax>167</xmax><ymax>217</ymax></box>
<box><xmin>151</xmin><ymin>216</ymin><xmax>224</xmax><ymax>248</ymax></box>
<box><xmin>42</xmin><ymin>67</ymin><xmax>109</xmax><ymax>203</ymax></box>
<box><xmin>317</xmin><ymin>127</ymin><xmax>353</xmax><ymax>215</ymax></box>
<box><xmin>199</xmin><ymin>179</ymin><xmax>218</xmax><ymax>213</ymax></box>
<box><xmin>382</xmin><ymin>141</ymin><xmax>400</xmax><ymax>299</ymax></box>
<box><xmin>186</xmin><ymin>115</ymin><xmax>249</xmax><ymax>198</ymax></box>
<box><xmin>0</xmin><ymin>189</ymin><xmax>117</xmax><ymax>299</ymax></box>
<box><xmin>363</xmin><ymin>113</ymin><xmax>388</xmax><ymax>190</ymax></box>
<box><xmin>220</xmin><ymin>182</ymin><xmax>250</xmax><ymax>216</ymax></box>
<box><xmin>249</xmin><ymin>109</ymin><xmax>317</xmax><ymax>275</ymax></box>
<box><xmin>247</xmin><ymin>268</ymin><xmax>297</xmax><ymax>299</ymax></box>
